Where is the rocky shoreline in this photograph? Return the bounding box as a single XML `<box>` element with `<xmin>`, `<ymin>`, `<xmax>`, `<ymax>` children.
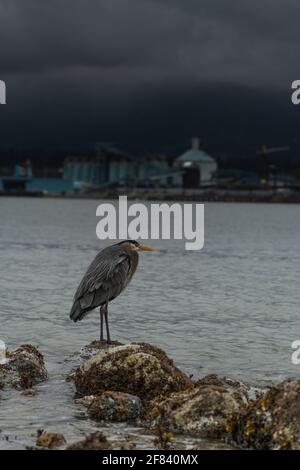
<box><xmin>1</xmin><ymin>341</ymin><xmax>300</xmax><ymax>450</ymax></box>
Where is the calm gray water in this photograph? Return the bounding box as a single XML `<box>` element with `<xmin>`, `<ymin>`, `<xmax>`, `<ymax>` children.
<box><xmin>0</xmin><ymin>197</ymin><xmax>299</xmax><ymax>448</ymax></box>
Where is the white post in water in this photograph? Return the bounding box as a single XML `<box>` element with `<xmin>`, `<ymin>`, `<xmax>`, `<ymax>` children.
<box><xmin>0</xmin><ymin>340</ymin><xmax>7</xmax><ymax>364</ymax></box>
<box><xmin>0</xmin><ymin>80</ymin><xmax>6</xmax><ymax>104</ymax></box>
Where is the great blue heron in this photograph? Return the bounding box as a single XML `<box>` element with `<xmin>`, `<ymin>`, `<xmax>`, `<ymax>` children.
<box><xmin>70</xmin><ymin>240</ymin><xmax>155</xmax><ymax>343</ymax></box>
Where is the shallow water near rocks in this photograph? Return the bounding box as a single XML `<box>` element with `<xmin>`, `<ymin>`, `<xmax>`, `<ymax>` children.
<box><xmin>0</xmin><ymin>197</ymin><xmax>299</xmax><ymax>449</ymax></box>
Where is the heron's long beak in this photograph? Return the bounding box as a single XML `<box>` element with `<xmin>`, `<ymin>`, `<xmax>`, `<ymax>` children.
<box><xmin>138</xmin><ymin>244</ymin><xmax>156</xmax><ymax>252</ymax></box>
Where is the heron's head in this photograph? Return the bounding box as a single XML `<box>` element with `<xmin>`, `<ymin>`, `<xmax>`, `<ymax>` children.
<box><xmin>118</xmin><ymin>240</ymin><xmax>155</xmax><ymax>252</ymax></box>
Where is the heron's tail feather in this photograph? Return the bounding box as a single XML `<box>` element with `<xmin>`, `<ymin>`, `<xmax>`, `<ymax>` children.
<box><xmin>70</xmin><ymin>300</ymin><xmax>84</xmax><ymax>322</ymax></box>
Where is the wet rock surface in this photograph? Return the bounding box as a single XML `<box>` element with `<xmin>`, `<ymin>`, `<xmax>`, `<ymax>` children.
<box><xmin>70</xmin><ymin>342</ymin><xmax>192</xmax><ymax>403</ymax></box>
<box><xmin>77</xmin><ymin>340</ymin><xmax>123</xmax><ymax>361</ymax></box>
<box><xmin>0</xmin><ymin>345</ymin><xmax>48</xmax><ymax>390</ymax></box>
<box><xmin>196</xmin><ymin>374</ymin><xmax>257</xmax><ymax>396</ymax></box>
<box><xmin>66</xmin><ymin>431</ymin><xmax>111</xmax><ymax>450</ymax></box>
<box><xmin>77</xmin><ymin>391</ymin><xmax>143</xmax><ymax>422</ymax></box>
<box><xmin>145</xmin><ymin>375</ymin><xmax>249</xmax><ymax>438</ymax></box>
<box><xmin>6</xmin><ymin>341</ymin><xmax>297</xmax><ymax>451</ymax></box>
<box><xmin>36</xmin><ymin>430</ymin><xmax>66</xmax><ymax>449</ymax></box>
<box><xmin>229</xmin><ymin>378</ymin><xmax>300</xmax><ymax>450</ymax></box>
<box><xmin>68</xmin><ymin>343</ymin><xmax>260</xmax><ymax>447</ymax></box>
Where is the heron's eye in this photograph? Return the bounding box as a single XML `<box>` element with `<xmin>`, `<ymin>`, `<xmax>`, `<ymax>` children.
<box><xmin>129</xmin><ymin>241</ymin><xmax>140</xmax><ymax>250</ymax></box>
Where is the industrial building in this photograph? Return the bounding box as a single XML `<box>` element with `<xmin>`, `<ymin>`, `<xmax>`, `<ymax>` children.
<box><xmin>63</xmin><ymin>140</ymin><xmax>217</xmax><ymax>190</ymax></box>
<box><xmin>0</xmin><ymin>139</ymin><xmax>218</xmax><ymax>194</ymax></box>
<box><xmin>63</xmin><ymin>143</ymin><xmax>172</xmax><ymax>189</ymax></box>
<box><xmin>173</xmin><ymin>138</ymin><xmax>217</xmax><ymax>188</ymax></box>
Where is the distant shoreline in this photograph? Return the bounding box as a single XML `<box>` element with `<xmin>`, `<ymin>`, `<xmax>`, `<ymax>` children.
<box><xmin>1</xmin><ymin>189</ymin><xmax>300</xmax><ymax>203</ymax></box>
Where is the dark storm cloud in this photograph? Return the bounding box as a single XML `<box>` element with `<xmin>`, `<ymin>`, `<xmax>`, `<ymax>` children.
<box><xmin>1</xmin><ymin>0</ymin><xmax>300</xmax><ymax>150</ymax></box>
<box><xmin>0</xmin><ymin>0</ymin><xmax>187</xmax><ymax>74</ymax></box>
<box><xmin>1</xmin><ymin>0</ymin><xmax>299</xmax><ymax>83</ymax></box>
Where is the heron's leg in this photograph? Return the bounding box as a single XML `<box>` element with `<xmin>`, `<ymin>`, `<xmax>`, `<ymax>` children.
<box><xmin>103</xmin><ymin>302</ymin><xmax>111</xmax><ymax>344</ymax></box>
<box><xmin>100</xmin><ymin>306</ymin><xmax>104</xmax><ymax>342</ymax></box>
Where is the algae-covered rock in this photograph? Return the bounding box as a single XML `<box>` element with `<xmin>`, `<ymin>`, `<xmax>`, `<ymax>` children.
<box><xmin>70</xmin><ymin>343</ymin><xmax>192</xmax><ymax>403</ymax></box>
<box><xmin>79</xmin><ymin>340</ymin><xmax>123</xmax><ymax>360</ymax></box>
<box><xmin>36</xmin><ymin>430</ymin><xmax>66</xmax><ymax>449</ymax></box>
<box><xmin>229</xmin><ymin>378</ymin><xmax>300</xmax><ymax>450</ymax></box>
<box><xmin>196</xmin><ymin>374</ymin><xmax>261</xmax><ymax>401</ymax></box>
<box><xmin>0</xmin><ymin>344</ymin><xmax>48</xmax><ymax>390</ymax></box>
<box><xmin>79</xmin><ymin>391</ymin><xmax>142</xmax><ymax>422</ymax></box>
<box><xmin>196</xmin><ymin>374</ymin><xmax>250</xmax><ymax>393</ymax></box>
<box><xmin>145</xmin><ymin>376</ymin><xmax>249</xmax><ymax>438</ymax></box>
<box><xmin>66</xmin><ymin>432</ymin><xmax>111</xmax><ymax>450</ymax></box>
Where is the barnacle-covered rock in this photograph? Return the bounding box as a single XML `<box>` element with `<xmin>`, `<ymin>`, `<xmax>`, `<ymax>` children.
<box><xmin>70</xmin><ymin>343</ymin><xmax>192</xmax><ymax>403</ymax></box>
<box><xmin>66</xmin><ymin>432</ymin><xmax>111</xmax><ymax>450</ymax></box>
<box><xmin>229</xmin><ymin>379</ymin><xmax>300</xmax><ymax>450</ymax></box>
<box><xmin>36</xmin><ymin>430</ymin><xmax>66</xmax><ymax>449</ymax></box>
<box><xmin>197</xmin><ymin>374</ymin><xmax>250</xmax><ymax>392</ymax></box>
<box><xmin>79</xmin><ymin>340</ymin><xmax>123</xmax><ymax>360</ymax></box>
<box><xmin>145</xmin><ymin>375</ymin><xmax>249</xmax><ymax>438</ymax></box>
<box><xmin>77</xmin><ymin>391</ymin><xmax>142</xmax><ymax>422</ymax></box>
<box><xmin>0</xmin><ymin>344</ymin><xmax>48</xmax><ymax>390</ymax></box>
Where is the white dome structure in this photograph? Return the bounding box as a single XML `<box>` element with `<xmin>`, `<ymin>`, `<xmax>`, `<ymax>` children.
<box><xmin>174</xmin><ymin>137</ymin><xmax>217</xmax><ymax>188</ymax></box>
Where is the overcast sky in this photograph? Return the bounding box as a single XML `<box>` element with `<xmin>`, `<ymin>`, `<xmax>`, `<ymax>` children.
<box><xmin>1</xmin><ymin>0</ymin><xmax>300</xmax><ymax>154</ymax></box>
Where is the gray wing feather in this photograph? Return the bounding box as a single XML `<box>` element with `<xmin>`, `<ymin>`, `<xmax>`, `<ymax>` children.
<box><xmin>70</xmin><ymin>246</ymin><xmax>132</xmax><ymax>322</ymax></box>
